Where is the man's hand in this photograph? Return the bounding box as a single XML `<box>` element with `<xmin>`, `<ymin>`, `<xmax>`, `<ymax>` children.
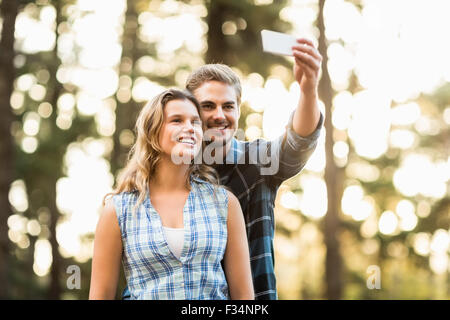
<box><xmin>292</xmin><ymin>38</ymin><xmax>322</xmax><ymax>95</ymax></box>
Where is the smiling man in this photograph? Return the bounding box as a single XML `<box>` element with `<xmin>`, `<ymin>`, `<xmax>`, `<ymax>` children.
<box><xmin>184</xmin><ymin>38</ymin><xmax>324</xmax><ymax>300</ymax></box>
<box><xmin>194</xmin><ymin>80</ymin><xmax>238</xmax><ymax>147</ymax></box>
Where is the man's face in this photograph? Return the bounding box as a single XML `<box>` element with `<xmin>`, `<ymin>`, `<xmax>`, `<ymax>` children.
<box><xmin>192</xmin><ymin>81</ymin><xmax>240</xmax><ymax>146</ymax></box>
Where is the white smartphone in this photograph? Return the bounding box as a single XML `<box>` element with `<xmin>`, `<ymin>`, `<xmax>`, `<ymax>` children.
<box><xmin>261</xmin><ymin>29</ymin><xmax>297</xmax><ymax>56</ymax></box>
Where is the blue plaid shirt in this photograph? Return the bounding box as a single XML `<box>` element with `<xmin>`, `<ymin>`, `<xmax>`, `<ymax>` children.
<box><xmin>213</xmin><ymin>112</ymin><xmax>324</xmax><ymax>299</ymax></box>
<box><xmin>114</xmin><ymin>178</ymin><xmax>229</xmax><ymax>299</ymax></box>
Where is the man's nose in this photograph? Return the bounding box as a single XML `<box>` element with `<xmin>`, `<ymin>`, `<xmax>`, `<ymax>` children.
<box><xmin>212</xmin><ymin>107</ymin><xmax>226</xmax><ymax>121</ymax></box>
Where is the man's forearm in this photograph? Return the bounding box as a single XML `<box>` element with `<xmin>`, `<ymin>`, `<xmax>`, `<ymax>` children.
<box><xmin>292</xmin><ymin>90</ymin><xmax>321</xmax><ymax>138</ymax></box>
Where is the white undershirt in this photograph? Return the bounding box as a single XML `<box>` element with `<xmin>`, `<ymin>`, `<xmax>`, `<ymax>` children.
<box><xmin>162</xmin><ymin>226</ymin><xmax>185</xmax><ymax>259</ymax></box>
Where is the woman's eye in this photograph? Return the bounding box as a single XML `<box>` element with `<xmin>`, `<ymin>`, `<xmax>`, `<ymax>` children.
<box><xmin>172</xmin><ymin>119</ymin><xmax>181</xmax><ymax>123</ymax></box>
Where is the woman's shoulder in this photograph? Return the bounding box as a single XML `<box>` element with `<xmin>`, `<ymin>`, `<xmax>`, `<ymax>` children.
<box><xmin>111</xmin><ymin>189</ymin><xmax>139</xmax><ymax>199</ymax></box>
<box><xmin>105</xmin><ymin>190</ymin><xmax>142</xmax><ymax>211</ymax></box>
<box><xmin>192</xmin><ymin>177</ymin><xmax>227</xmax><ymax>194</ymax></box>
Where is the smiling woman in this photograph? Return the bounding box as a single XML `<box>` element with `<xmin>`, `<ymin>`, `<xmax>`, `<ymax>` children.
<box><xmin>158</xmin><ymin>99</ymin><xmax>203</xmax><ymax>165</ymax></box>
<box><xmin>89</xmin><ymin>88</ymin><xmax>254</xmax><ymax>300</ymax></box>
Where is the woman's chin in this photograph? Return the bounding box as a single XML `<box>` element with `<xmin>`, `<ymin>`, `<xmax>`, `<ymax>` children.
<box><xmin>169</xmin><ymin>146</ymin><xmax>200</xmax><ymax>165</ymax></box>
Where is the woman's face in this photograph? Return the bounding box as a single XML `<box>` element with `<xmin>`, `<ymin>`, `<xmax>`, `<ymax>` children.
<box><xmin>158</xmin><ymin>98</ymin><xmax>203</xmax><ymax>164</ymax></box>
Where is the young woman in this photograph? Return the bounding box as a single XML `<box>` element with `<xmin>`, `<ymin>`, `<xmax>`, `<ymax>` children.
<box><xmin>89</xmin><ymin>89</ymin><xmax>253</xmax><ymax>300</ymax></box>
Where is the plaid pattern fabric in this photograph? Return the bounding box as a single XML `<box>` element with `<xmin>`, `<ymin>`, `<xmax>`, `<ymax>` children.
<box><xmin>113</xmin><ymin>178</ymin><xmax>229</xmax><ymax>300</ymax></box>
<box><xmin>213</xmin><ymin>112</ymin><xmax>324</xmax><ymax>300</ymax></box>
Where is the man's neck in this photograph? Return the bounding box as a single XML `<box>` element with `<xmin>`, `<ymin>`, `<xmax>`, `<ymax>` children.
<box><xmin>207</xmin><ymin>139</ymin><xmax>233</xmax><ymax>164</ymax></box>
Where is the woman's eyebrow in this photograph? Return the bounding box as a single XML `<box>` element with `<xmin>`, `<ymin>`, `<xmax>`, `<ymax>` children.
<box><xmin>167</xmin><ymin>113</ymin><xmax>181</xmax><ymax>118</ymax></box>
<box><xmin>167</xmin><ymin>113</ymin><xmax>201</xmax><ymax>120</ymax></box>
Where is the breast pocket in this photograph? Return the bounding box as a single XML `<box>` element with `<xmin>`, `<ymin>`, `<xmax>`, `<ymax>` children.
<box><xmin>125</xmin><ymin>224</ymin><xmax>166</xmax><ymax>266</ymax></box>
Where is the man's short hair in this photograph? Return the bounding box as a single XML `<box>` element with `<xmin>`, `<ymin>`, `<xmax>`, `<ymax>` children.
<box><xmin>186</xmin><ymin>64</ymin><xmax>242</xmax><ymax>106</ymax></box>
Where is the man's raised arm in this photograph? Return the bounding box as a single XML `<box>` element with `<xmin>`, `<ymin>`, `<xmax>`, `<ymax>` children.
<box><xmin>291</xmin><ymin>37</ymin><xmax>322</xmax><ymax>138</ymax></box>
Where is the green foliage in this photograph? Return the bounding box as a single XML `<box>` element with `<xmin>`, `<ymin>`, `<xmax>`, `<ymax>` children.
<box><xmin>4</xmin><ymin>0</ymin><xmax>98</xmax><ymax>300</ymax></box>
<box><xmin>205</xmin><ymin>0</ymin><xmax>292</xmax><ymax>80</ymax></box>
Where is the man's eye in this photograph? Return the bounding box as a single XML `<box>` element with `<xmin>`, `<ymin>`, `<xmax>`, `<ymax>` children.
<box><xmin>224</xmin><ymin>104</ymin><xmax>234</xmax><ymax>109</ymax></box>
<box><xmin>201</xmin><ymin>104</ymin><xmax>213</xmax><ymax>109</ymax></box>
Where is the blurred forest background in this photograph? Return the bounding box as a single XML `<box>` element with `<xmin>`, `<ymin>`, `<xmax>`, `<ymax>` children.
<box><xmin>0</xmin><ymin>0</ymin><xmax>449</xmax><ymax>300</ymax></box>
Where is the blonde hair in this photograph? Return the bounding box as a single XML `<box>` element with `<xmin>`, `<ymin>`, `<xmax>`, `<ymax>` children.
<box><xmin>104</xmin><ymin>88</ymin><xmax>219</xmax><ymax>209</ymax></box>
<box><xmin>186</xmin><ymin>63</ymin><xmax>242</xmax><ymax>106</ymax></box>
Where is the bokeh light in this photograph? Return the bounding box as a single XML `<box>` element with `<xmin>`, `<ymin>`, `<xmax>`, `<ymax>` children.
<box><xmin>6</xmin><ymin>0</ymin><xmax>450</xmax><ymax>300</ymax></box>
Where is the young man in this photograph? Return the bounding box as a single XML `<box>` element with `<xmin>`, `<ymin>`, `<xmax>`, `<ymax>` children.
<box><xmin>185</xmin><ymin>38</ymin><xmax>323</xmax><ymax>300</ymax></box>
<box><xmin>122</xmin><ymin>37</ymin><xmax>323</xmax><ymax>300</ymax></box>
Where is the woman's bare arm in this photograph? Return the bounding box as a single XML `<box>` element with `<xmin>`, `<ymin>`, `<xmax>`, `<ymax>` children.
<box><xmin>223</xmin><ymin>191</ymin><xmax>254</xmax><ymax>300</ymax></box>
<box><xmin>89</xmin><ymin>199</ymin><xmax>123</xmax><ymax>300</ymax></box>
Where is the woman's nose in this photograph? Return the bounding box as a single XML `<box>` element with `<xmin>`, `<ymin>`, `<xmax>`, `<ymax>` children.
<box><xmin>184</xmin><ymin>120</ymin><xmax>195</xmax><ymax>132</ymax></box>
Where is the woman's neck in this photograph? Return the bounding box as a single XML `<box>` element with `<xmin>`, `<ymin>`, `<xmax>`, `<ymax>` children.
<box><xmin>149</xmin><ymin>155</ymin><xmax>190</xmax><ymax>193</ymax></box>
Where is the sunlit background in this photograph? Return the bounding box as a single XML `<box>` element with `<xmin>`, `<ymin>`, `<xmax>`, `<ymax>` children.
<box><xmin>3</xmin><ymin>0</ymin><xmax>450</xmax><ymax>299</ymax></box>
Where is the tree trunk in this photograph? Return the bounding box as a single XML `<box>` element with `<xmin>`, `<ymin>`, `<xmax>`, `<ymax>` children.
<box><xmin>0</xmin><ymin>0</ymin><xmax>19</xmax><ymax>300</ymax></box>
<box><xmin>205</xmin><ymin>0</ymin><xmax>228</xmax><ymax>64</ymax></box>
<box><xmin>111</xmin><ymin>0</ymin><xmax>140</xmax><ymax>177</ymax></box>
<box><xmin>317</xmin><ymin>0</ymin><xmax>343</xmax><ymax>299</ymax></box>
<box><xmin>47</xmin><ymin>180</ymin><xmax>62</xmax><ymax>299</ymax></box>
<box><xmin>46</xmin><ymin>0</ymin><xmax>63</xmax><ymax>299</ymax></box>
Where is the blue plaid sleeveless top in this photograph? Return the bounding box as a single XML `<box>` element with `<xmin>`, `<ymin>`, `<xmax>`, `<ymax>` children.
<box><xmin>112</xmin><ymin>178</ymin><xmax>229</xmax><ymax>300</ymax></box>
